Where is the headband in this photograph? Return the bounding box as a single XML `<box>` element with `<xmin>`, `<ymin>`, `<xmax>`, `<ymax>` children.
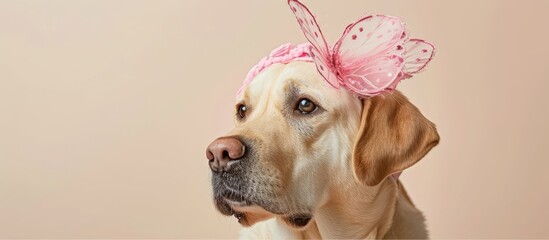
<box><xmin>238</xmin><ymin>0</ymin><xmax>435</xmax><ymax>98</ymax></box>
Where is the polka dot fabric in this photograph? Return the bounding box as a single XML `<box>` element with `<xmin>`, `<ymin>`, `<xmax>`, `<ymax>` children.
<box><xmin>237</xmin><ymin>0</ymin><xmax>436</xmax><ymax>99</ymax></box>
<box><xmin>288</xmin><ymin>0</ymin><xmax>435</xmax><ymax>98</ymax></box>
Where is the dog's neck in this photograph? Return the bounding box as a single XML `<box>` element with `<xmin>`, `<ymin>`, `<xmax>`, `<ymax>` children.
<box><xmin>311</xmin><ymin>178</ymin><xmax>399</xmax><ymax>239</ymax></box>
<box><xmin>239</xmin><ymin>161</ymin><xmax>429</xmax><ymax>239</ymax></box>
<box><xmin>283</xmin><ymin>178</ymin><xmax>427</xmax><ymax>239</ymax></box>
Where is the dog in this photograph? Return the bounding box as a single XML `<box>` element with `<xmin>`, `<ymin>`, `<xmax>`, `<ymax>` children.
<box><xmin>206</xmin><ymin>60</ymin><xmax>439</xmax><ymax>239</ymax></box>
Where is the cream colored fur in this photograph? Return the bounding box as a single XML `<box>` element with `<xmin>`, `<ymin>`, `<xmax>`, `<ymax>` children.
<box><xmin>222</xmin><ymin>61</ymin><xmax>438</xmax><ymax>239</ymax></box>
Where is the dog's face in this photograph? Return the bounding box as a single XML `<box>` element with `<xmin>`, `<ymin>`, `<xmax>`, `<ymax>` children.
<box><xmin>206</xmin><ymin>61</ymin><xmax>439</xmax><ymax>229</ymax></box>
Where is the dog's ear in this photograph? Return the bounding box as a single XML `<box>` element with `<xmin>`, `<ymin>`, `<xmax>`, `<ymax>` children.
<box><xmin>352</xmin><ymin>91</ymin><xmax>440</xmax><ymax>186</ymax></box>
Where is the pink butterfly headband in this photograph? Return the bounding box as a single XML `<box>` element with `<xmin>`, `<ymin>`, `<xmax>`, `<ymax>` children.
<box><xmin>238</xmin><ymin>0</ymin><xmax>435</xmax><ymax>98</ymax></box>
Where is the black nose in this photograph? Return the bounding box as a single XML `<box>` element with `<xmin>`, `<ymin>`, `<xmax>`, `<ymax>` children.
<box><xmin>206</xmin><ymin>137</ymin><xmax>245</xmax><ymax>173</ymax></box>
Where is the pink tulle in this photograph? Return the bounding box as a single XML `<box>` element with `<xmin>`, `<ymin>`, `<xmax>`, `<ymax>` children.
<box><xmin>237</xmin><ymin>43</ymin><xmax>313</xmax><ymax>97</ymax></box>
<box><xmin>237</xmin><ymin>0</ymin><xmax>435</xmax><ymax>98</ymax></box>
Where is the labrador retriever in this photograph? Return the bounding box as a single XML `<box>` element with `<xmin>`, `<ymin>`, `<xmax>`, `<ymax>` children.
<box><xmin>206</xmin><ymin>60</ymin><xmax>439</xmax><ymax>239</ymax></box>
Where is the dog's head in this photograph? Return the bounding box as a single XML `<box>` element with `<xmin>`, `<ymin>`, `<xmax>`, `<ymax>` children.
<box><xmin>206</xmin><ymin>61</ymin><xmax>439</xmax><ymax>229</ymax></box>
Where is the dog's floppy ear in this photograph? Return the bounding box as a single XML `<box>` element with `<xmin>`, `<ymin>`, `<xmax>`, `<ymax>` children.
<box><xmin>352</xmin><ymin>91</ymin><xmax>440</xmax><ymax>186</ymax></box>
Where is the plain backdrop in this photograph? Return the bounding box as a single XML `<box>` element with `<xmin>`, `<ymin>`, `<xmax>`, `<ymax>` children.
<box><xmin>1</xmin><ymin>0</ymin><xmax>548</xmax><ymax>238</ymax></box>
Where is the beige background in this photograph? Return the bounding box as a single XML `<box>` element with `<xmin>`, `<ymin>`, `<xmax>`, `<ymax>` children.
<box><xmin>1</xmin><ymin>0</ymin><xmax>548</xmax><ymax>238</ymax></box>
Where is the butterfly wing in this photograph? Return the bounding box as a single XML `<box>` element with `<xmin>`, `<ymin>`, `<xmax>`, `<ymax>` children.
<box><xmin>288</xmin><ymin>0</ymin><xmax>339</xmax><ymax>87</ymax></box>
<box><xmin>343</xmin><ymin>55</ymin><xmax>404</xmax><ymax>96</ymax></box>
<box><xmin>333</xmin><ymin>15</ymin><xmax>406</xmax><ymax>96</ymax></box>
<box><xmin>308</xmin><ymin>47</ymin><xmax>340</xmax><ymax>88</ymax></box>
<box><xmin>403</xmin><ymin>39</ymin><xmax>435</xmax><ymax>75</ymax></box>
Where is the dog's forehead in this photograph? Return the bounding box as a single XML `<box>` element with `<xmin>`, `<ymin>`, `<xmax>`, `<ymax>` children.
<box><xmin>240</xmin><ymin>61</ymin><xmax>350</xmax><ymax>108</ymax></box>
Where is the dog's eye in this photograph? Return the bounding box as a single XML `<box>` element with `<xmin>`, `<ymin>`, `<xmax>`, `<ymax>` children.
<box><xmin>236</xmin><ymin>104</ymin><xmax>247</xmax><ymax>119</ymax></box>
<box><xmin>296</xmin><ymin>98</ymin><xmax>318</xmax><ymax>114</ymax></box>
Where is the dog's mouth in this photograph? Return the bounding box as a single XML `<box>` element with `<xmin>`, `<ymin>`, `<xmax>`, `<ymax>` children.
<box><xmin>215</xmin><ymin>191</ymin><xmax>314</xmax><ymax>228</ymax></box>
<box><xmin>214</xmin><ymin>190</ymin><xmax>251</xmax><ymax>213</ymax></box>
<box><xmin>214</xmin><ymin>190</ymin><xmax>275</xmax><ymax>226</ymax></box>
<box><xmin>221</xmin><ymin>191</ymin><xmax>251</xmax><ymax>207</ymax></box>
<box><xmin>212</xmin><ymin>177</ymin><xmax>313</xmax><ymax>227</ymax></box>
<box><xmin>230</xmin><ymin>205</ymin><xmax>274</xmax><ymax>227</ymax></box>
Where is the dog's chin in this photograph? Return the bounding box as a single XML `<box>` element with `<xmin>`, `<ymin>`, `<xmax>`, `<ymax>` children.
<box><xmin>227</xmin><ymin>204</ymin><xmax>314</xmax><ymax>229</ymax></box>
<box><xmin>230</xmin><ymin>204</ymin><xmax>275</xmax><ymax>227</ymax></box>
<box><xmin>214</xmin><ymin>194</ymin><xmax>275</xmax><ymax>227</ymax></box>
<box><xmin>216</xmin><ymin>199</ymin><xmax>314</xmax><ymax>229</ymax></box>
<box><xmin>214</xmin><ymin>190</ymin><xmax>314</xmax><ymax>228</ymax></box>
<box><xmin>215</xmin><ymin>199</ymin><xmax>274</xmax><ymax>226</ymax></box>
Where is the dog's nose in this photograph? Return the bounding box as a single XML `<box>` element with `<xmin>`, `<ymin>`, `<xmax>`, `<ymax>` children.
<box><xmin>206</xmin><ymin>137</ymin><xmax>245</xmax><ymax>173</ymax></box>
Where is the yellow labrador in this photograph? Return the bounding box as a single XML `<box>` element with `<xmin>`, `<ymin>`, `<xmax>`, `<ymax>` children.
<box><xmin>206</xmin><ymin>61</ymin><xmax>439</xmax><ymax>239</ymax></box>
